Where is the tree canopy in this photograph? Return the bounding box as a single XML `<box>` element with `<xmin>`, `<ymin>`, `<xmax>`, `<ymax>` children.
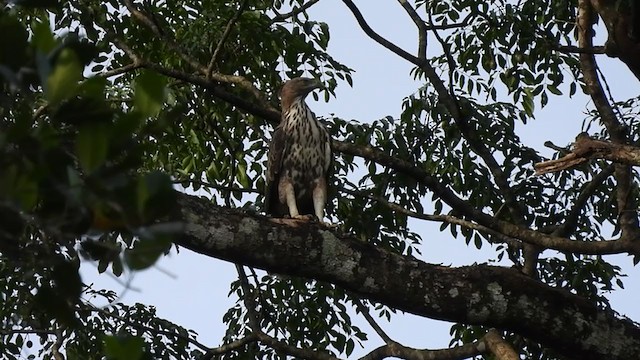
<box><xmin>2</xmin><ymin>0</ymin><xmax>640</xmax><ymax>359</ymax></box>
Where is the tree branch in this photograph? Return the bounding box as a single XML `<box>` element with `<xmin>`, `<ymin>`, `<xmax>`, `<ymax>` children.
<box><xmin>121</xmin><ymin>0</ymin><xmax>206</xmax><ymax>73</ymax></box>
<box><xmin>271</xmin><ymin>0</ymin><xmax>322</xmax><ymax>22</ymax></box>
<box><xmin>555</xmin><ymin>165</ymin><xmax>615</xmax><ymax>238</ymax></box>
<box><xmin>577</xmin><ymin>0</ymin><xmax>639</xmax><ymax>240</ymax></box>
<box><xmin>207</xmin><ymin>0</ymin><xmax>249</xmax><ymax>77</ymax></box>
<box><xmin>174</xmin><ymin>193</ymin><xmax>640</xmax><ymax>360</ymax></box>
<box><xmin>535</xmin><ymin>133</ymin><xmax>640</xmax><ymax>174</ymax></box>
<box><xmin>119</xmin><ymin>0</ymin><xmax>269</xmax><ymax>106</ymax></box>
<box><xmin>80</xmin><ymin>302</ymin><xmax>211</xmax><ymax>352</ymax></box>
<box><xmin>358</xmin><ymin>340</ymin><xmax>483</xmax><ymax>360</ymax></box>
<box><xmin>341</xmin><ymin>0</ymin><xmax>422</xmax><ymax>65</ymax></box>
<box><xmin>354</xmin><ymin>299</ymin><xmax>394</xmax><ymax>344</ymax></box>
<box><xmin>199</xmin><ymin>334</ymin><xmax>258</xmax><ymax>359</ymax></box>
<box><xmin>236</xmin><ymin>265</ymin><xmax>339</xmax><ymax>359</ymax></box>
<box><xmin>397</xmin><ymin>0</ymin><xmax>427</xmax><ymax>59</ymax></box>
<box><xmin>555</xmin><ymin>44</ymin><xmax>606</xmax><ymax>54</ymax></box>
<box><xmin>484</xmin><ymin>329</ymin><xmax>519</xmax><ymax>360</ymax></box>
<box><xmin>340</xmin><ymin>187</ymin><xmax>522</xmax><ymax>250</ymax></box>
<box><xmin>107</xmin><ymin>40</ymin><xmax>639</xmax><ymax>257</ymax></box>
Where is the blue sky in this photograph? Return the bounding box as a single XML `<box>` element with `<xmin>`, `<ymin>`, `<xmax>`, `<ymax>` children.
<box><xmin>80</xmin><ymin>0</ymin><xmax>640</xmax><ymax>357</ymax></box>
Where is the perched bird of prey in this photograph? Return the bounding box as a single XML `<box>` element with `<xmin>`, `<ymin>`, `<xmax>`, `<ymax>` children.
<box><xmin>264</xmin><ymin>77</ymin><xmax>331</xmax><ymax>222</ymax></box>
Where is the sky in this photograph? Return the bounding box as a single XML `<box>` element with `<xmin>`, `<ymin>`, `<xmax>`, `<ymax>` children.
<box><xmin>78</xmin><ymin>0</ymin><xmax>640</xmax><ymax>358</ymax></box>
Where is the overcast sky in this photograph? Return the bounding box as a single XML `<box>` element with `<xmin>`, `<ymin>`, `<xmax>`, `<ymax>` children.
<box><xmin>79</xmin><ymin>1</ymin><xmax>640</xmax><ymax>358</ymax></box>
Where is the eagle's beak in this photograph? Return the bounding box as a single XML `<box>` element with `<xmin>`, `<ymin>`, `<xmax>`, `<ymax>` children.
<box><xmin>308</xmin><ymin>80</ymin><xmax>323</xmax><ymax>92</ymax></box>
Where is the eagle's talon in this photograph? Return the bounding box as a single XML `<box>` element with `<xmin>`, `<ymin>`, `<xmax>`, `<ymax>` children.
<box><xmin>292</xmin><ymin>214</ymin><xmax>315</xmax><ymax>221</ymax></box>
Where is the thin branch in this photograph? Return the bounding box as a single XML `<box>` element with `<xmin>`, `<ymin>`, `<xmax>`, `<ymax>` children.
<box><xmin>397</xmin><ymin>0</ymin><xmax>428</xmax><ymax>59</ymax></box>
<box><xmin>358</xmin><ymin>340</ymin><xmax>484</xmax><ymax>360</ymax></box>
<box><xmin>80</xmin><ymin>302</ymin><xmax>211</xmax><ymax>352</ymax></box>
<box><xmin>555</xmin><ymin>44</ymin><xmax>606</xmax><ymax>54</ymax></box>
<box><xmin>340</xmin><ymin>187</ymin><xmax>522</xmax><ymax>249</ymax></box>
<box><xmin>235</xmin><ymin>264</ymin><xmax>261</xmax><ymax>330</ymax></box>
<box><xmin>199</xmin><ymin>334</ymin><xmax>258</xmax><ymax>359</ymax></box>
<box><xmin>51</xmin><ymin>328</ymin><xmax>65</xmax><ymax>360</ymax></box>
<box><xmin>427</xmin><ymin>2</ymin><xmax>534</xmax><ymax>273</ymax></box>
<box><xmin>555</xmin><ymin>165</ymin><xmax>615</xmax><ymax>237</ymax></box>
<box><xmin>483</xmin><ymin>329</ymin><xmax>519</xmax><ymax>360</ymax></box>
<box><xmin>271</xmin><ymin>0</ymin><xmax>322</xmax><ymax>22</ymax></box>
<box><xmin>354</xmin><ymin>299</ymin><xmax>393</xmax><ymax>344</ymax></box>
<box><xmin>121</xmin><ymin>0</ymin><xmax>206</xmax><ymax>73</ymax></box>
<box><xmin>341</xmin><ymin>0</ymin><xmax>422</xmax><ymax>65</ymax></box>
<box><xmin>98</xmin><ymin>62</ymin><xmax>143</xmax><ymax>78</ymax></box>
<box><xmin>207</xmin><ymin>0</ymin><xmax>250</xmax><ymax>77</ymax></box>
<box><xmin>173</xmin><ymin>179</ymin><xmax>260</xmax><ymax>194</ymax></box>
<box><xmin>143</xmin><ymin>62</ymin><xmax>280</xmax><ymax>120</ymax></box>
<box><xmin>33</xmin><ymin>104</ymin><xmax>48</xmax><ymax>119</ymax></box>
<box><xmin>0</xmin><ymin>328</ymin><xmax>56</xmax><ymax>336</ymax></box>
<box><xmin>235</xmin><ymin>265</ymin><xmax>339</xmax><ymax>359</ymax></box>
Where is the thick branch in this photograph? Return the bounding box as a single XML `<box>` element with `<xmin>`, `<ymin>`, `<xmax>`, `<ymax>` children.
<box><xmin>578</xmin><ymin>0</ymin><xmax>639</xmax><ymax>239</ymax></box>
<box><xmin>109</xmin><ymin>42</ymin><xmax>639</xmax><ymax>256</ymax></box>
<box><xmin>589</xmin><ymin>0</ymin><xmax>640</xmax><ymax>80</ymax></box>
<box><xmin>174</xmin><ymin>193</ymin><xmax>640</xmax><ymax>360</ymax></box>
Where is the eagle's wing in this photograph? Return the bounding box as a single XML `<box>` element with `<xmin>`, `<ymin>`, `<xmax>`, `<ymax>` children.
<box><xmin>264</xmin><ymin>125</ymin><xmax>287</xmax><ymax>215</ymax></box>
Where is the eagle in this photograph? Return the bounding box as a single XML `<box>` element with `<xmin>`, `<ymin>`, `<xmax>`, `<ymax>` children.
<box><xmin>264</xmin><ymin>77</ymin><xmax>332</xmax><ymax>222</ymax></box>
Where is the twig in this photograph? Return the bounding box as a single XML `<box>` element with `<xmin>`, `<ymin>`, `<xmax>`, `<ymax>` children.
<box><xmin>79</xmin><ymin>302</ymin><xmax>211</xmax><ymax>352</ymax></box>
<box><xmin>555</xmin><ymin>164</ymin><xmax>615</xmax><ymax>237</ymax></box>
<box><xmin>555</xmin><ymin>44</ymin><xmax>606</xmax><ymax>54</ymax></box>
<box><xmin>341</xmin><ymin>0</ymin><xmax>422</xmax><ymax>65</ymax></box>
<box><xmin>0</xmin><ymin>328</ymin><xmax>56</xmax><ymax>336</ymax></box>
<box><xmin>51</xmin><ymin>328</ymin><xmax>65</xmax><ymax>360</ymax></box>
<box><xmin>173</xmin><ymin>179</ymin><xmax>260</xmax><ymax>194</ymax></box>
<box><xmin>207</xmin><ymin>0</ymin><xmax>250</xmax><ymax>77</ymax></box>
<box><xmin>354</xmin><ymin>299</ymin><xmax>393</xmax><ymax>344</ymax></box>
<box><xmin>121</xmin><ymin>0</ymin><xmax>206</xmax><ymax>73</ymax></box>
<box><xmin>235</xmin><ymin>265</ymin><xmax>339</xmax><ymax>359</ymax></box>
<box><xmin>99</xmin><ymin>62</ymin><xmax>143</xmax><ymax>78</ymax></box>
<box><xmin>340</xmin><ymin>187</ymin><xmax>522</xmax><ymax>249</ymax></box>
<box><xmin>271</xmin><ymin>0</ymin><xmax>322</xmax><ymax>22</ymax></box>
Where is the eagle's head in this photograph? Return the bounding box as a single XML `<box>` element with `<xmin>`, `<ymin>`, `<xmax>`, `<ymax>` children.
<box><xmin>281</xmin><ymin>77</ymin><xmax>322</xmax><ymax>101</ymax></box>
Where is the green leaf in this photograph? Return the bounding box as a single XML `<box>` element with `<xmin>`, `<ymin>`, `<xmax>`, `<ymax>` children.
<box><xmin>52</xmin><ymin>259</ymin><xmax>82</xmax><ymax>302</ymax></box>
<box><xmin>1</xmin><ymin>165</ymin><xmax>38</xmax><ymax>210</ymax></box>
<box><xmin>134</xmin><ymin>71</ymin><xmax>166</xmax><ymax>118</ymax></box>
<box><xmin>46</xmin><ymin>48</ymin><xmax>83</xmax><ymax>105</ymax></box>
<box><xmin>136</xmin><ymin>171</ymin><xmax>175</xmax><ymax>219</ymax></box>
<box><xmin>32</xmin><ymin>20</ymin><xmax>56</xmax><ymax>53</ymax></box>
<box><xmin>124</xmin><ymin>232</ymin><xmax>172</xmax><ymax>270</ymax></box>
<box><xmin>53</xmin><ymin>97</ymin><xmax>113</xmax><ymax>125</ymax></box>
<box><xmin>76</xmin><ymin>123</ymin><xmax>109</xmax><ymax>172</ymax></box>
<box><xmin>0</xmin><ymin>14</ymin><xmax>29</xmax><ymax>70</ymax></box>
<box><xmin>103</xmin><ymin>335</ymin><xmax>145</xmax><ymax>360</ymax></box>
